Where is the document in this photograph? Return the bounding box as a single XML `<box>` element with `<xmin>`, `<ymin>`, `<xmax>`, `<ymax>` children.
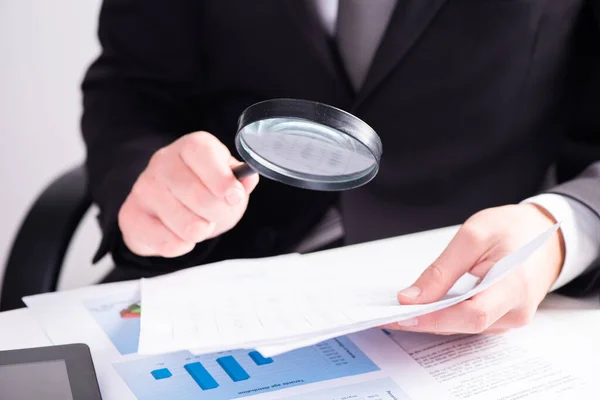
<box><xmin>21</xmin><ymin>222</ymin><xmax>597</xmax><ymax>400</ymax></box>
<box><xmin>386</xmin><ymin>314</ymin><xmax>590</xmax><ymax>399</ymax></box>
<box><xmin>22</xmin><ymin>279</ymin><xmax>595</xmax><ymax>400</ymax></box>
<box><xmin>138</xmin><ymin>224</ymin><xmax>559</xmax><ymax>356</ymax></box>
<box><xmin>22</xmin><ymin>283</ymin><xmax>449</xmax><ymax>400</ymax></box>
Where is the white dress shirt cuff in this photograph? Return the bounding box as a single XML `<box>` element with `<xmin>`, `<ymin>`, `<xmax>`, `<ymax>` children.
<box><xmin>522</xmin><ymin>193</ymin><xmax>600</xmax><ymax>292</ymax></box>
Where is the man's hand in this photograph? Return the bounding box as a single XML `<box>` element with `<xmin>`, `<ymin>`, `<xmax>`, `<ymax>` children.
<box><xmin>118</xmin><ymin>131</ymin><xmax>259</xmax><ymax>258</ymax></box>
<box><xmin>385</xmin><ymin>204</ymin><xmax>565</xmax><ymax>334</ymax></box>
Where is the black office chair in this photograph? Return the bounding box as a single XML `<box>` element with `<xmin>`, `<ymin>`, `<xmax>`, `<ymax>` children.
<box><xmin>0</xmin><ymin>165</ymin><xmax>92</xmax><ymax>311</ymax></box>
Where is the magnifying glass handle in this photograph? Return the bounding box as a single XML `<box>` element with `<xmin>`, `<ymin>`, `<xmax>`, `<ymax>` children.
<box><xmin>232</xmin><ymin>163</ymin><xmax>256</xmax><ymax>180</ymax></box>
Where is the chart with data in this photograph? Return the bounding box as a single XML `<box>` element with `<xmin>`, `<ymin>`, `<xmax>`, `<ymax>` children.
<box><xmin>84</xmin><ymin>294</ymin><xmax>141</xmax><ymax>355</ymax></box>
<box><xmin>113</xmin><ymin>337</ymin><xmax>380</xmax><ymax>399</ymax></box>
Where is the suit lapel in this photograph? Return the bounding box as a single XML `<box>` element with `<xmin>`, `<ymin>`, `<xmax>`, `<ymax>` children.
<box><xmin>352</xmin><ymin>0</ymin><xmax>449</xmax><ymax>110</ymax></box>
<box><xmin>278</xmin><ymin>1</ymin><xmax>341</xmax><ymax>82</ymax></box>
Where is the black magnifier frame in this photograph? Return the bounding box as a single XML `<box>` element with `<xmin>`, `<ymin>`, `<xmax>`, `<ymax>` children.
<box><xmin>232</xmin><ymin>98</ymin><xmax>382</xmax><ymax>191</ymax></box>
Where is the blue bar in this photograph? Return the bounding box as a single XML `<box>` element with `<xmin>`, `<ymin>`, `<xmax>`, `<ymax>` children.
<box><xmin>150</xmin><ymin>368</ymin><xmax>172</xmax><ymax>380</ymax></box>
<box><xmin>216</xmin><ymin>356</ymin><xmax>250</xmax><ymax>382</ymax></box>
<box><xmin>248</xmin><ymin>351</ymin><xmax>273</xmax><ymax>366</ymax></box>
<box><xmin>184</xmin><ymin>362</ymin><xmax>219</xmax><ymax>390</ymax></box>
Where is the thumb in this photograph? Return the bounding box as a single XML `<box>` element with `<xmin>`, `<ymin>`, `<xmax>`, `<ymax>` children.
<box><xmin>397</xmin><ymin>225</ymin><xmax>489</xmax><ymax>305</ymax></box>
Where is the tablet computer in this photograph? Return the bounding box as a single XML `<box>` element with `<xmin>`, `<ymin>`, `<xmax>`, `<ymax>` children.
<box><xmin>0</xmin><ymin>343</ymin><xmax>102</xmax><ymax>400</ymax></box>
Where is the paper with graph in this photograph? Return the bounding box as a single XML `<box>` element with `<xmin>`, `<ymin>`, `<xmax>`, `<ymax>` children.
<box><xmin>23</xmin><ymin>281</ymin><xmax>447</xmax><ymax>399</ymax></box>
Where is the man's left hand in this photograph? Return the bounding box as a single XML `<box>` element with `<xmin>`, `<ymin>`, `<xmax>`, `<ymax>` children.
<box><xmin>383</xmin><ymin>204</ymin><xmax>565</xmax><ymax>334</ymax></box>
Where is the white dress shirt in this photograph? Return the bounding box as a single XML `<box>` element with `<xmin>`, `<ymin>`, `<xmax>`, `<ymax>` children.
<box><xmin>298</xmin><ymin>0</ymin><xmax>600</xmax><ymax>291</ymax></box>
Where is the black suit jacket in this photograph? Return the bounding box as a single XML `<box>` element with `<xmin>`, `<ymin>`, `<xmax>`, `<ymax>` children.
<box><xmin>82</xmin><ymin>0</ymin><xmax>600</xmax><ymax>294</ymax></box>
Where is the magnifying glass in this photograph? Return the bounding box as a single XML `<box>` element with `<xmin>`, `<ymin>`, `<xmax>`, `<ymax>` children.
<box><xmin>231</xmin><ymin>99</ymin><xmax>382</xmax><ymax>191</ymax></box>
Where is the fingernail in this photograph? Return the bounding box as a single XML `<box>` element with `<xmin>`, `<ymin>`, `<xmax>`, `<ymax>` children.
<box><xmin>225</xmin><ymin>186</ymin><xmax>244</xmax><ymax>206</ymax></box>
<box><xmin>397</xmin><ymin>318</ymin><xmax>418</xmax><ymax>327</ymax></box>
<box><xmin>398</xmin><ymin>286</ymin><xmax>421</xmax><ymax>299</ymax></box>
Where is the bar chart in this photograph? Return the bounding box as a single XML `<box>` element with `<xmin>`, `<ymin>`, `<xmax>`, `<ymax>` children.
<box><xmin>113</xmin><ymin>336</ymin><xmax>379</xmax><ymax>399</ymax></box>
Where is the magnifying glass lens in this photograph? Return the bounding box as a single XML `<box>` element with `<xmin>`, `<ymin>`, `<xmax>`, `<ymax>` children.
<box><xmin>238</xmin><ymin>117</ymin><xmax>376</xmax><ymax>179</ymax></box>
<box><xmin>234</xmin><ymin>99</ymin><xmax>382</xmax><ymax>191</ymax></box>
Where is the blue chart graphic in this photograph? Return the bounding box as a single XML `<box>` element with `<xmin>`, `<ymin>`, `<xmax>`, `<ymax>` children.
<box><xmin>84</xmin><ymin>293</ymin><xmax>141</xmax><ymax>355</ymax></box>
<box><xmin>114</xmin><ymin>337</ymin><xmax>380</xmax><ymax>399</ymax></box>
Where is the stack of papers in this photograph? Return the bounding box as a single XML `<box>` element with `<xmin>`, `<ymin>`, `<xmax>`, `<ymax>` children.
<box><xmin>138</xmin><ymin>224</ymin><xmax>559</xmax><ymax>357</ymax></box>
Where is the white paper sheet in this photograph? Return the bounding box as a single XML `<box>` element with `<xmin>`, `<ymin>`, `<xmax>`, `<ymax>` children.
<box><xmin>139</xmin><ymin>224</ymin><xmax>559</xmax><ymax>356</ymax></box>
<box><xmin>387</xmin><ymin>313</ymin><xmax>592</xmax><ymax>399</ymax></box>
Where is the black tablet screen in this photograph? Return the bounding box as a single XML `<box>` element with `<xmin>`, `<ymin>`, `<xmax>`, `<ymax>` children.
<box><xmin>0</xmin><ymin>359</ymin><xmax>73</xmax><ymax>400</ymax></box>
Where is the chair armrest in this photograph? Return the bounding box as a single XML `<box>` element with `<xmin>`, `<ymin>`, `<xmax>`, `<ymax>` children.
<box><xmin>1</xmin><ymin>165</ymin><xmax>92</xmax><ymax>311</ymax></box>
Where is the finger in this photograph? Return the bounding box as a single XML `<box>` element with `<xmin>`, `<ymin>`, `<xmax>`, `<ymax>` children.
<box><xmin>158</xmin><ymin>158</ymin><xmax>236</xmax><ymax>222</ymax></box>
<box><xmin>132</xmin><ymin>175</ymin><xmax>216</xmax><ymax>243</ymax></box>
<box><xmin>179</xmin><ymin>132</ymin><xmax>244</xmax><ymax>204</ymax></box>
<box><xmin>379</xmin><ymin>325</ymin><xmax>510</xmax><ymax>335</ymax></box>
<box><xmin>379</xmin><ymin>321</ymin><xmax>458</xmax><ymax>335</ymax></box>
<box><xmin>398</xmin><ymin>223</ymin><xmax>492</xmax><ymax>304</ymax></box>
<box><xmin>119</xmin><ymin>199</ymin><xmax>195</xmax><ymax>258</ymax></box>
<box><xmin>230</xmin><ymin>157</ymin><xmax>259</xmax><ymax>194</ymax></box>
<box><xmin>479</xmin><ymin>307</ymin><xmax>536</xmax><ymax>331</ymax></box>
<box><xmin>481</xmin><ymin>328</ymin><xmax>509</xmax><ymax>334</ymax></box>
<box><xmin>393</xmin><ymin>275</ymin><xmax>521</xmax><ymax>334</ymax></box>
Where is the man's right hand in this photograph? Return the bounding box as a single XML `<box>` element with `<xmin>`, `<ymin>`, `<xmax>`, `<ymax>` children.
<box><xmin>118</xmin><ymin>131</ymin><xmax>259</xmax><ymax>258</ymax></box>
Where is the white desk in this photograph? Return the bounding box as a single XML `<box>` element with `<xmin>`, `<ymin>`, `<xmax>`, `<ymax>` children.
<box><xmin>1</xmin><ymin>293</ymin><xmax>597</xmax><ymax>352</ymax></box>
<box><xmin>0</xmin><ymin>308</ymin><xmax>52</xmax><ymax>351</ymax></box>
